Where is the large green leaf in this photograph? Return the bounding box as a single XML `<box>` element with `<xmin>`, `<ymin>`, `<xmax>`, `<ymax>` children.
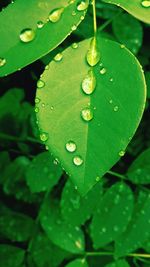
<box><xmin>65</xmin><ymin>259</ymin><xmax>88</xmax><ymax>267</ymax></box>
<box><xmin>102</xmin><ymin>0</ymin><xmax>150</xmax><ymax>24</ymax></box>
<box><xmin>26</xmin><ymin>151</ymin><xmax>62</xmax><ymax>193</ymax></box>
<box><xmin>127</xmin><ymin>148</ymin><xmax>150</xmax><ymax>184</ymax></box>
<box><xmin>36</xmin><ymin>37</ymin><xmax>146</xmax><ymax>195</ymax></box>
<box><xmin>40</xmin><ymin>197</ymin><xmax>85</xmax><ymax>254</ymax></box>
<box><xmin>0</xmin><ymin>245</ymin><xmax>25</xmax><ymax>267</ymax></box>
<box><xmin>90</xmin><ymin>182</ymin><xmax>134</xmax><ymax>249</ymax></box>
<box><xmin>105</xmin><ymin>259</ymin><xmax>130</xmax><ymax>267</ymax></box>
<box><xmin>0</xmin><ymin>0</ymin><xmax>89</xmax><ymax>77</ymax></box>
<box><xmin>60</xmin><ymin>179</ymin><xmax>103</xmax><ymax>226</ymax></box>
<box><xmin>115</xmin><ymin>190</ymin><xmax>150</xmax><ymax>257</ymax></box>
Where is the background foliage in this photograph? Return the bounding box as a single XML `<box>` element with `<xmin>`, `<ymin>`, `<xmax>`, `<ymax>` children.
<box><xmin>0</xmin><ymin>0</ymin><xmax>150</xmax><ymax>267</ymax></box>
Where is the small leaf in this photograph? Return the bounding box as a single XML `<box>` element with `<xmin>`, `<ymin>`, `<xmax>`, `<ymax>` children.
<box><xmin>26</xmin><ymin>152</ymin><xmax>62</xmax><ymax>193</ymax></box>
<box><xmin>105</xmin><ymin>259</ymin><xmax>130</xmax><ymax>267</ymax></box>
<box><xmin>115</xmin><ymin>190</ymin><xmax>150</xmax><ymax>257</ymax></box>
<box><xmin>127</xmin><ymin>148</ymin><xmax>150</xmax><ymax>184</ymax></box>
<box><xmin>112</xmin><ymin>13</ymin><xmax>143</xmax><ymax>54</ymax></box>
<box><xmin>65</xmin><ymin>258</ymin><xmax>88</xmax><ymax>267</ymax></box>
<box><xmin>0</xmin><ymin>245</ymin><xmax>25</xmax><ymax>267</ymax></box>
<box><xmin>61</xmin><ymin>179</ymin><xmax>103</xmax><ymax>226</ymax></box>
<box><xmin>40</xmin><ymin>197</ymin><xmax>85</xmax><ymax>254</ymax></box>
<box><xmin>90</xmin><ymin>182</ymin><xmax>134</xmax><ymax>249</ymax></box>
<box><xmin>36</xmin><ymin>37</ymin><xmax>146</xmax><ymax>195</ymax></box>
<box><xmin>102</xmin><ymin>0</ymin><xmax>150</xmax><ymax>24</ymax></box>
<box><xmin>0</xmin><ymin>0</ymin><xmax>89</xmax><ymax>77</ymax></box>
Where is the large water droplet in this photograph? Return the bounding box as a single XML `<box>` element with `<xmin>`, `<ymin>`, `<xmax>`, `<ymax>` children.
<box><xmin>86</xmin><ymin>37</ymin><xmax>100</xmax><ymax>67</ymax></box>
<box><xmin>20</xmin><ymin>28</ymin><xmax>35</xmax><ymax>43</ymax></box>
<box><xmin>49</xmin><ymin>7</ymin><xmax>64</xmax><ymax>23</ymax></box>
<box><xmin>77</xmin><ymin>0</ymin><xmax>89</xmax><ymax>11</ymax></box>
<box><xmin>54</xmin><ymin>53</ymin><xmax>63</xmax><ymax>62</ymax></box>
<box><xmin>82</xmin><ymin>69</ymin><xmax>96</xmax><ymax>95</ymax></box>
<box><xmin>66</xmin><ymin>141</ymin><xmax>77</xmax><ymax>152</ymax></box>
<box><xmin>0</xmin><ymin>58</ymin><xmax>6</xmax><ymax>67</ymax></box>
<box><xmin>40</xmin><ymin>132</ymin><xmax>49</xmax><ymax>142</ymax></box>
<box><xmin>73</xmin><ymin>156</ymin><xmax>83</xmax><ymax>166</ymax></box>
<box><xmin>141</xmin><ymin>0</ymin><xmax>150</xmax><ymax>7</ymax></box>
<box><xmin>37</xmin><ymin>79</ymin><xmax>45</xmax><ymax>88</ymax></box>
<box><xmin>81</xmin><ymin>107</ymin><xmax>93</xmax><ymax>122</ymax></box>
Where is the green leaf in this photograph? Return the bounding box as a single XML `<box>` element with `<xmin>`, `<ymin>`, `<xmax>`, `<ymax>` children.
<box><xmin>61</xmin><ymin>179</ymin><xmax>103</xmax><ymax>226</ymax></box>
<box><xmin>26</xmin><ymin>151</ymin><xmax>62</xmax><ymax>193</ymax></box>
<box><xmin>40</xmin><ymin>197</ymin><xmax>85</xmax><ymax>254</ymax></box>
<box><xmin>127</xmin><ymin>148</ymin><xmax>150</xmax><ymax>184</ymax></box>
<box><xmin>115</xmin><ymin>190</ymin><xmax>150</xmax><ymax>257</ymax></box>
<box><xmin>30</xmin><ymin>231</ymin><xmax>70</xmax><ymax>267</ymax></box>
<box><xmin>36</xmin><ymin>37</ymin><xmax>146</xmax><ymax>195</ymax></box>
<box><xmin>0</xmin><ymin>0</ymin><xmax>89</xmax><ymax>77</ymax></box>
<box><xmin>0</xmin><ymin>151</ymin><xmax>10</xmax><ymax>182</ymax></box>
<box><xmin>65</xmin><ymin>259</ymin><xmax>88</xmax><ymax>267</ymax></box>
<box><xmin>90</xmin><ymin>182</ymin><xmax>134</xmax><ymax>249</ymax></box>
<box><xmin>105</xmin><ymin>259</ymin><xmax>130</xmax><ymax>267</ymax></box>
<box><xmin>145</xmin><ymin>71</ymin><xmax>150</xmax><ymax>98</ymax></box>
<box><xmin>112</xmin><ymin>13</ymin><xmax>143</xmax><ymax>54</ymax></box>
<box><xmin>0</xmin><ymin>245</ymin><xmax>25</xmax><ymax>267</ymax></box>
<box><xmin>102</xmin><ymin>0</ymin><xmax>150</xmax><ymax>24</ymax></box>
<box><xmin>0</xmin><ymin>209</ymin><xmax>34</xmax><ymax>242</ymax></box>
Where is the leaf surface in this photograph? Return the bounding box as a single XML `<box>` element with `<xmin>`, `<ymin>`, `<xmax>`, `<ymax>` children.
<box><xmin>65</xmin><ymin>259</ymin><xmax>88</xmax><ymax>267</ymax></box>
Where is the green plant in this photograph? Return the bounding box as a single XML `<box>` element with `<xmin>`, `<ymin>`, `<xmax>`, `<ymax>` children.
<box><xmin>0</xmin><ymin>0</ymin><xmax>150</xmax><ymax>266</ymax></box>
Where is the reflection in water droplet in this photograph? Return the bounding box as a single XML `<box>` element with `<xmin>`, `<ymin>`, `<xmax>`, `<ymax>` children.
<box><xmin>72</xmin><ymin>42</ymin><xmax>78</xmax><ymax>49</ymax></box>
<box><xmin>141</xmin><ymin>1</ymin><xmax>150</xmax><ymax>7</ymax></box>
<box><xmin>49</xmin><ymin>8</ymin><xmax>64</xmax><ymax>23</ymax></box>
<box><xmin>20</xmin><ymin>28</ymin><xmax>35</xmax><ymax>43</ymax></box>
<box><xmin>37</xmin><ymin>21</ymin><xmax>44</xmax><ymax>28</ymax></box>
<box><xmin>114</xmin><ymin>106</ymin><xmax>119</xmax><ymax>112</ymax></box>
<box><xmin>66</xmin><ymin>141</ymin><xmax>77</xmax><ymax>152</ymax></box>
<box><xmin>54</xmin><ymin>53</ymin><xmax>63</xmax><ymax>62</ymax></box>
<box><xmin>73</xmin><ymin>156</ymin><xmax>83</xmax><ymax>166</ymax></box>
<box><xmin>37</xmin><ymin>80</ymin><xmax>45</xmax><ymax>88</ymax></box>
<box><xmin>0</xmin><ymin>58</ymin><xmax>6</xmax><ymax>67</ymax></box>
<box><xmin>77</xmin><ymin>0</ymin><xmax>89</xmax><ymax>11</ymax></box>
<box><xmin>82</xmin><ymin>69</ymin><xmax>96</xmax><ymax>95</ymax></box>
<box><xmin>40</xmin><ymin>132</ymin><xmax>49</xmax><ymax>142</ymax></box>
<box><xmin>86</xmin><ymin>37</ymin><xmax>100</xmax><ymax>66</ymax></box>
<box><xmin>100</xmin><ymin>68</ymin><xmax>106</xmax><ymax>75</ymax></box>
<box><xmin>119</xmin><ymin>150</ymin><xmax>125</xmax><ymax>157</ymax></box>
<box><xmin>81</xmin><ymin>107</ymin><xmax>93</xmax><ymax>122</ymax></box>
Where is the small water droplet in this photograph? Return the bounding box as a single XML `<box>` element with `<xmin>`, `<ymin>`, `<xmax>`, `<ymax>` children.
<box><xmin>35</xmin><ymin>97</ymin><xmax>40</xmax><ymax>104</ymax></box>
<box><xmin>54</xmin><ymin>53</ymin><xmax>63</xmax><ymax>62</ymax></box>
<box><xmin>109</xmin><ymin>99</ymin><xmax>113</xmax><ymax>104</ymax></box>
<box><xmin>20</xmin><ymin>28</ymin><xmax>35</xmax><ymax>43</ymax></box>
<box><xmin>113</xmin><ymin>225</ymin><xmax>119</xmax><ymax>232</ymax></box>
<box><xmin>102</xmin><ymin>227</ymin><xmax>106</xmax><ymax>233</ymax></box>
<box><xmin>120</xmin><ymin>44</ymin><xmax>125</xmax><ymax>48</ymax></box>
<box><xmin>73</xmin><ymin>156</ymin><xmax>83</xmax><ymax>166</ymax></box>
<box><xmin>77</xmin><ymin>0</ymin><xmax>88</xmax><ymax>11</ymax></box>
<box><xmin>114</xmin><ymin>106</ymin><xmax>119</xmax><ymax>112</ymax></box>
<box><xmin>37</xmin><ymin>20</ymin><xmax>44</xmax><ymax>28</ymax></box>
<box><xmin>66</xmin><ymin>141</ymin><xmax>77</xmax><ymax>152</ymax></box>
<box><xmin>37</xmin><ymin>79</ymin><xmax>45</xmax><ymax>88</ymax></box>
<box><xmin>49</xmin><ymin>7</ymin><xmax>64</xmax><ymax>23</ymax></box>
<box><xmin>110</xmin><ymin>78</ymin><xmax>113</xmax><ymax>82</ymax></box>
<box><xmin>141</xmin><ymin>0</ymin><xmax>150</xmax><ymax>7</ymax></box>
<box><xmin>81</xmin><ymin>107</ymin><xmax>93</xmax><ymax>122</ymax></box>
<box><xmin>34</xmin><ymin>107</ymin><xmax>39</xmax><ymax>113</ymax></box>
<box><xmin>72</xmin><ymin>42</ymin><xmax>78</xmax><ymax>49</ymax></box>
<box><xmin>75</xmin><ymin>185</ymin><xmax>78</xmax><ymax>190</ymax></box>
<box><xmin>75</xmin><ymin>240</ymin><xmax>82</xmax><ymax>249</ymax></box>
<box><xmin>71</xmin><ymin>24</ymin><xmax>77</xmax><ymax>31</ymax></box>
<box><xmin>119</xmin><ymin>150</ymin><xmax>125</xmax><ymax>157</ymax></box>
<box><xmin>50</xmin><ymin>106</ymin><xmax>54</xmax><ymax>110</ymax></box>
<box><xmin>86</xmin><ymin>37</ymin><xmax>100</xmax><ymax>66</ymax></box>
<box><xmin>40</xmin><ymin>132</ymin><xmax>49</xmax><ymax>142</ymax></box>
<box><xmin>0</xmin><ymin>58</ymin><xmax>6</xmax><ymax>67</ymax></box>
<box><xmin>100</xmin><ymin>67</ymin><xmax>106</xmax><ymax>75</ymax></box>
<box><xmin>96</xmin><ymin>176</ymin><xmax>101</xmax><ymax>182</ymax></box>
<box><xmin>72</xmin><ymin>10</ymin><xmax>76</xmax><ymax>16</ymax></box>
<box><xmin>53</xmin><ymin>158</ymin><xmax>59</xmax><ymax>165</ymax></box>
<box><xmin>82</xmin><ymin>69</ymin><xmax>96</xmax><ymax>95</ymax></box>
<box><xmin>41</xmin><ymin>103</ymin><xmax>45</xmax><ymax>107</ymax></box>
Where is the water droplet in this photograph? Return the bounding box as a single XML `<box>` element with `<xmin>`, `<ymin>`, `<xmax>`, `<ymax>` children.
<box><xmin>75</xmin><ymin>185</ymin><xmax>78</xmax><ymax>190</ymax></box>
<box><xmin>120</xmin><ymin>44</ymin><xmax>125</xmax><ymax>48</ymax></box>
<box><xmin>72</xmin><ymin>42</ymin><xmax>78</xmax><ymax>49</ymax></box>
<box><xmin>66</xmin><ymin>141</ymin><xmax>77</xmax><ymax>152</ymax></box>
<box><xmin>141</xmin><ymin>1</ymin><xmax>150</xmax><ymax>7</ymax></box>
<box><xmin>86</xmin><ymin>37</ymin><xmax>100</xmax><ymax>67</ymax></box>
<box><xmin>0</xmin><ymin>58</ymin><xmax>6</xmax><ymax>67</ymax></box>
<box><xmin>40</xmin><ymin>132</ymin><xmax>49</xmax><ymax>142</ymax></box>
<box><xmin>71</xmin><ymin>25</ymin><xmax>77</xmax><ymax>31</ymax></box>
<box><xmin>68</xmin><ymin>0</ymin><xmax>75</xmax><ymax>4</ymax></box>
<box><xmin>54</xmin><ymin>53</ymin><xmax>63</xmax><ymax>62</ymax></box>
<box><xmin>81</xmin><ymin>107</ymin><xmax>93</xmax><ymax>122</ymax></box>
<box><xmin>114</xmin><ymin>106</ymin><xmax>119</xmax><ymax>112</ymax></box>
<box><xmin>50</xmin><ymin>106</ymin><xmax>54</xmax><ymax>110</ymax></box>
<box><xmin>53</xmin><ymin>158</ymin><xmax>59</xmax><ymax>165</ymax></box>
<box><xmin>72</xmin><ymin>10</ymin><xmax>76</xmax><ymax>16</ymax></box>
<box><xmin>102</xmin><ymin>227</ymin><xmax>106</xmax><ymax>233</ymax></box>
<box><xmin>37</xmin><ymin>79</ymin><xmax>45</xmax><ymax>88</ymax></box>
<box><xmin>20</xmin><ymin>28</ymin><xmax>35</xmax><ymax>43</ymax></box>
<box><xmin>100</xmin><ymin>67</ymin><xmax>106</xmax><ymax>75</ymax></box>
<box><xmin>34</xmin><ymin>107</ymin><xmax>39</xmax><ymax>113</ymax></box>
<box><xmin>49</xmin><ymin>7</ymin><xmax>64</xmax><ymax>23</ymax></box>
<box><xmin>109</xmin><ymin>99</ymin><xmax>113</xmax><ymax>104</ymax></box>
<box><xmin>41</xmin><ymin>103</ymin><xmax>45</xmax><ymax>107</ymax></box>
<box><xmin>35</xmin><ymin>97</ymin><xmax>40</xmax><ymax>104</ymax></box>
<box><xmin>119</xmin><ymin>150</ymin><xmax>125</xmax><ymax>157</ymax></box>
<box><xmin>75</xmin><ymin>240</ymin><xmax>82</xmax><ymax>249</ymax></box>
<box><xmin>73</xmin><ymin>156</ymin><xmax>83</xmax><ymax>166</ymax></box>
<box><xmin>82</xmin><ymin>69</ymin><xmax>96</xmax><ymax>95</ymax></box>
<box><xmin>96</xmin><ymin>176</ymin><xmax>101</xmax><ymax>182</ymax></box>
<box><xmin>77</xmin><ymin>0</ymin><xmax>89</xmax><ymax>11</ymax></box>
<box><xmin>37</xmin><ymin>20</ymin><xmax>44</xmax><ymax>28</ymax></box>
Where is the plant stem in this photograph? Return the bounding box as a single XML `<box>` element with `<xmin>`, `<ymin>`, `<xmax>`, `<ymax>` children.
<box><xmin>92</xmin><ymin>0</ymin><xmax>97</xmax><ymax>36</ymax></box>
<box><xmin>0</xmin><ymin>132</ymin><xmax>41</xmax><ymax>144</ymax></box>
<box><xmin>107</xmin><ymin>170</ymin><xmax>126</xmax><ymax>180</ymax></box>
<box><xmin>98</xmin><ymin>10</ymin><xmax>122</xmax><ymax>32</ymax></box>
<box><xmin>85</xmin><ymin>251</ymin><xmax>150</xmax><ymax>259</ymax></box>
